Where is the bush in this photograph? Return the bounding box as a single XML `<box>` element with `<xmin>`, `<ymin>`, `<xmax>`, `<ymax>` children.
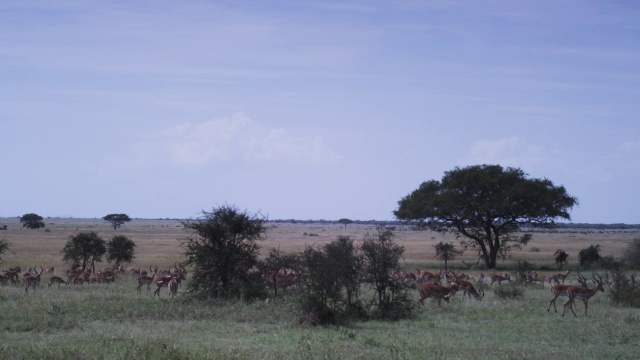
<box><xmin>578</xmin><ymin>244</ymin><xmax>602</xmax><ymax>268</ymax></box>
<box><xmin>180</xmin><ymin>205</ymin><xmax>266</xmax><ymax>300</ymax></box>
<box><xmin>529</xmin><ymin>247</ymin><xmax>541</xmax><ymax>252</ymax></box>
<box><xmin>609</xmin><ymin>283</ymin><xmax>640</xmax><ymax>308</ymax></box>
<box><xmin>493</xmin><ymin>284</ymin><xmax>524</xmax><ymax>300</ymax></box>
<box><xmin>622</xmin><ymin>238</ymin><xmax>640</xmax><ymax>269</ymax></box>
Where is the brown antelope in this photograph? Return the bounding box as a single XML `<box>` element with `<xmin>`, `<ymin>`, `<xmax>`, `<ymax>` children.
<box><xmin>153</xmin><ymin>271</ymin><xmax>186</xmax><ymax>297</ymax></box>
<box><xmin>418</xmin><ymin>282</ymin><xmax>459</xmax><ymax>306</ymax></box>
<box><xmin>136</xmin><ymin>273</ymin><xmax>156</xmax><ymax>295</ymax></box>
<box><xmin>24</xmin><ymin>265</ymin><xmax>44</xmax><ymax>294</ymax></box>
<box><xmin>490</xmin><ymin>272</ymin><xmax>511</xmax><ymax>286</ymax></box>
<box><xmin>48</xmin><ymin>276</ymin><xmax>67</xmax><ymax>288</ymax></box>
<box><xmin>168</xmin><ymin>277</ymin><xmax>179</xmax><ymax>297</ymax></box>
<box><xmin>44</xmin><ymin>266</ymin><xmax>55</xmax><ymax>274</ymax></box>
<box><xmin>455</xmin><ymin>279</ymin><xmax>485</xmax><ymax>300</ymax></box>
<box><xmin>562</xmin><ymin>273</ymin><xmax>605</xmax><ymax>317</ymax></box>
<box><xmin>547</xmin><ymin>273</ymin><xmax>589</xmax><ymax>313</ymax></box>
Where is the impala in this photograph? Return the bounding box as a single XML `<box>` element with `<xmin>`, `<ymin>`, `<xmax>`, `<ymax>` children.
<box><xmin>136</xmin><ymin>273</ymin><xmax>156</xmax><ymax>295</ymax></box>
<box><xmin>547</xmin><ymin>273</ymin><xmax>588</xmax><ymax>313</ymax></box>
<box><xmin>455</xmin><ymin>279</ymin><xmax>484</xmax><ymax>300</ymax></box>
<box><xmin>153</xmin><ymin>271</ymin><xmax>186</xmax><ymax>297</ymax></box>
<box><xmin>48</xmin><ymin>276</ymin><xmax>67</xmax><ymax>288</ymax></box>
<box><xmin>562</xmin><ymin>273</ymin><xmax>605</xmax><ymax>317</ymax></box>
<box><xmin>44</xmin><ymin>266</ymin><xmax>55</xmax><ymax>274</ymax></box>
<box><xmin>418</xmin><ymin>282</ymin><xmax>459</xmax><ymax>306</ymax></box>
<box><xmin>168</xmin><ymin>277</ymin><xmax>179</xmax><ymax>297</ymax></box>
<box><xmin>554</xmin><ymin>270</ymin><xmax>570</xmax><ymax>284</ymax></box>
<box><xmin>490</xmin><ymin>272</ymin><xmax>511</xmax><ymax>286</ymax></box>
<box><xmin>24</xmin><ymin>265</ymin><xmax>44</xmax><ymax>294</ymax></box>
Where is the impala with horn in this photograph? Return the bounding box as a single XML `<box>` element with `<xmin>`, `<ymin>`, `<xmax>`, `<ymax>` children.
<box><xmin>562</xmin><ymin>273</ymin><xmax>605</xmax><ymax>317</ymax></box>
<box><xmin>24</xmin><ymin>265</ymin><xmax>44</xmax><ymax>294</ymax></box>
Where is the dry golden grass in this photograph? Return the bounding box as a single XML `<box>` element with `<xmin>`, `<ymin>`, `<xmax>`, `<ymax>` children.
<box><xmin>1</xmin><ymin>217</ymin><xmax>637</xmax><ymax>271</ymax></box>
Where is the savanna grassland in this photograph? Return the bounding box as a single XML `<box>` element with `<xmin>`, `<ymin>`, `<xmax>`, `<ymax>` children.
<box><xmin>1</xmin><ymin>217</ymin><xmax>639</xmax><ymax>359</ymax></box>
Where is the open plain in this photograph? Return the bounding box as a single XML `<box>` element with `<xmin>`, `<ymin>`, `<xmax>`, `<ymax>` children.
<box><xmin>1</xmin><ymin>217</ymin><xmax>639</xmax><ymax>359</ymax></box>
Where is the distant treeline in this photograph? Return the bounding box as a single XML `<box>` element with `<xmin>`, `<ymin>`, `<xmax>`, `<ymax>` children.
<box><xmin>269</xmin><ymin>219</ymin><xmax>640</xmax><ymax>230</ymax></box>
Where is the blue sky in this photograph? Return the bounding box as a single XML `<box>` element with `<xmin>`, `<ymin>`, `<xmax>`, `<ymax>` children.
<box><xmin>2</xmin><ymin>1</ymin><xmax>639</xmax><ymax>223</ymax></box>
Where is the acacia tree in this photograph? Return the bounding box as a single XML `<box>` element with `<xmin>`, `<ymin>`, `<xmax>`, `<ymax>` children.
<box><xmin>338</xmin><ymin>218</ymin><xmax>353</xmax><ymax>228</ymax></box>
<box><xmin>61</xmin><ymin>232</ymin><xmax>107</xmax><ymax>272</ymax></box>
<box><xmin>0</xmin><ymin>239</ymin><xmax>10</xmax><ymax>263</ymax></box>
<box><xmin>554</xmin><ymin>249</ymin><xmax>569</xmax><ymax>269</ymax></box>
<box><xmin>20</xmin><ymin>213</ymin><xmax>45</xmax><ymax>229</ymax></box>
<box><xmin>180</xmin><ymin>205</ymin><xmax>266</xmax><ymax>299</ymax></box>
<box><xmin>395</xmin><ymin>164</ymin><xmax>577</xmax><ymax>269</ymax></box>
<box><xmin>106</xmin><ymin>235</ymin><xmax>136</xmax><ymax>267</ymax></box>
<box><xmin>102</xmin><ymin>214</ymin><xmax>132</xmax><ymax>230</ymax></box>
<box><xmin>433</xmin><ymin>242</ymin><xmax>463</xmax><ymax>271</ymax></box>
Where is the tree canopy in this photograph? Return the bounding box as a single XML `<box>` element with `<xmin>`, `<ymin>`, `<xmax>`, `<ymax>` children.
<box><xmin>0</xmin><ymin>238</ymin><xmax>10</xmax><ymax>263</ymax></box>
<box><xmin>61</xmin><ymin>231</ymin><xmax>107</xmax><ymax>272</ymax></box>
<box><xmin>394</xmin><ymin>164</ymin><xmax>578</xmax><ymax>269</ymax></box>
<box><xmin>106</xmin><ymin>235</ymin><xmax>136</xmax><ymax>267</ymax></box>
<box><xmin>180</xmin><ymin>205</ymin><xmax>266</xmax><ymax>299</ymax></box>
<box><xmin>102</xmin><ymin>214</ymin><xmax>132</xmax><ymax>230</ymax></box>
<box><xmin>20</xmin><ymin>213</ymin><xmax>45</xmax><ymax>229</ymax></box>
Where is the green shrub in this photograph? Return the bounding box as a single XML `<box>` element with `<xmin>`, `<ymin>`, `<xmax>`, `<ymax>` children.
<box><xmin>493</xmin><ymin>284</ymin><xmax>524</xmax><ymax>300</ymax></box>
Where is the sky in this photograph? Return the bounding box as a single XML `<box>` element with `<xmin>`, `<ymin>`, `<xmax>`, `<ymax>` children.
<box><xmin>1</xmin><ymin>1</ymin><xmax>639</xmax><ymax>223</ymax></box>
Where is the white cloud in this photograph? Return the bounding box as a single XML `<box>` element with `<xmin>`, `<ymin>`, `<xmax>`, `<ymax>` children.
<box><xmin>135</xmin><ymin>113</ymin><xmax>341</xmax><ymax>167</ymax></box>
<box><xmin>464</xmin><ymin>136</ymin><xmax>546</xmax><ymax>168</ymax></box>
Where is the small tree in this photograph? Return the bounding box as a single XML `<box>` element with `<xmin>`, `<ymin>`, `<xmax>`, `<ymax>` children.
<box><xmin>106</xmin><ymin>235</ymin><xmax>136</xmax><ymax>267</ymax></box>
<box><xmin>61</xmin><ymin>232</ymin><xmax>107</xmax><ymax>272</ymax></box>
<box><xmin>262</xmin><ymin>248</ymin><xmax>302</xmax><ymax>296</ymax></box>
<box><xmin>361</xmin><ymin>227</ymin><xmax>414</xmax><ymax>320</ymax></box>
<box><xmin>338</xmin><ymin>218</ymin><xmax>353</xmax><ymax>228</ymax></box>
<box><xmin>622</xmin><ymin>237</ymin><xmax>640</xmax><ymax>269</ymax></box>
<box><xmin>102</xmin><ymin>214</ymin><xmax>132</xmax><ymax>230</ymax></box>
<box><xmin>20</xmin><ymin>213</ymin><xmax>45</xmax><ymax>229</ymax></box>
<box><xmin>433</xmin><ymin>242</ymin><xmax>463</xmax><ymax>271</ymax></box>
<box><xmin>578</xmin><ymin>244</ymin><xmax>601</xmax><ymax>268</ymax></box>
<box><xmin>554</xmin><ymin>249</ymin><xmax>569</xmax><ymax>269</ymax></box>
<box><xmin>180</xmin><ymin>205</ymin><xmax>266</xmax><ymax>300</ymax></box>
<box><xmin>0</xmin><ymin>238</ymin><xmax>10</xmax><ymax>263</ymax></box>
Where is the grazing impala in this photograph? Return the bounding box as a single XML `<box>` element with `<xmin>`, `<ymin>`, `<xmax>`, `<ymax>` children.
<box><xmin>553</xmin><ymin>270</ymin><xmax>571</xmax><ymax>284</ymax></box>
<box><xmin>547</xmin><ymin>273</ymin><xmax>588</xmax><ymax>313</ymax></box>
<box><xmin>562</xmin><ymin>273</ymin><xmax>605</xmax><ymax>317</ymax></box>
<box><xmin>418</xmin><ymin>282</ymin><xmax>459</xmax><ymax>306</ymax></box>
<box><xmin>490</xmin><ymin>272</ymin><xmax>511</xmax><ymax>286</ymax></box>
<box><xmin>455</xmin><ymin>279</ymin><xmax>484</xmax><ymax>300</ymax></box>
<box><xmin>48</xmin><ymin>276</ymin><xmax>67</xmax><ymax>288</ymax></box>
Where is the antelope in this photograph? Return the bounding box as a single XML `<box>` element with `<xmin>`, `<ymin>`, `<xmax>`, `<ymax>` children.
<box><xmin>562</xmin><ymin>273</ymin><xmax>605</xmax><ymax>317</ymax></box>
<box><xmin>136</xmin><ymin>272</ymin><xmax>156</xmax><ymax>295</ymax></box>
<box><xmin>418</xmin><ymin>282</ymin><xmax>459</xmax><ymax>306</ymax></box>
<box><xmin>168</xmin><ymin>277</ymin><xmax>179</xmax><ymax>297</ymax></box>
<box><xmin>553</xmin><ymin>270</ymin><xmax>571</xmax><ymax>284</ymax></box>
<box><xmin>24</xmin><ymin>265</ymin><xmax>44</xmax><ymax>294</ymax></box>
<box><xmin>490</xmin><ymin>272</ymin><xmax>511</xmax><ymax>286</ymax></box>
<box><xmin>153</xmin><ymin>271</ymin><xmax>186</xmax><ymax>297</ymax></box>
<box><xmin>44</xmin><ymin>266</ymin><xmax>55</xmax><ymax>274</ymax></box>
<box><xmin>547</xmin><ymin>273</ymin><xmax>589</xmax><ymax>313</ymax></box>
<box><xmin>455</xmin><ymin>279</ymin><xmax>485</xmax><ymax>300</ymax></box>
<box><xmin>48</xmin><ymin>276</ymin><xmax>67</xmax><ymax>288</ymax></box>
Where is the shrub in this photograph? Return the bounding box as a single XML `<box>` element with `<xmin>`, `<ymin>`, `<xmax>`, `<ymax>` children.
<box><xmin>529</xmin><ymin>247</ymin><xmax>541</xmax><ymax>252</ymax></box>
<box><xmin>609</xmin><ymin>283</ymin><xmax>640</xmax><ymax>308</ymax></box>
<box><xmin>622</xmin><ymin>237</ymin><xmax>640</xmax><ymax>269</ymax></box>
<box><xmin>493</xmin><ymin>284</ymin><xmax>524</xmax><ymax>300</ymax></box>
<box><xmin>578</xmin><ymin>244</ymin><xmax>601</xmax><ymax>268</ymax></box>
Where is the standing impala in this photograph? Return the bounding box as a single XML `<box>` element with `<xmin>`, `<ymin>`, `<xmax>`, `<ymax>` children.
<box><xmin>547</xmin><ymin>273</ymin><xmax>588</xmax><ymax>313</ymax></box>
<box><xmin>418</xmin><ymin>282</ymin><xmax>459</xmax><ymax>306</ymax></box>
<box><xmin>562</xmin><ymin>273</ymin><xmax>605</xmax><ymax>317</ymax></box>
<box><xmin>24</xmin><ymin>265</ymin><xmax>44</xmax><ymax>294</ymax></box>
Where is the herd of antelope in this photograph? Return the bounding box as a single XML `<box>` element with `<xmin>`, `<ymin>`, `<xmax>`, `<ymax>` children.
<box><xmin>0</xmin><ymin>262</ymin><xmax>188</xmax><ymax>298</ymax></box>
<box><xmin>2</xmin><ymin>263</ymin><xmax>635</xmax><ymax>317</ymax></box>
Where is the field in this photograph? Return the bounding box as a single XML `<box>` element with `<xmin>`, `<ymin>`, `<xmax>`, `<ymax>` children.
<box><xmin>1</xmin><ymin>218</ymin><xmax>640</xmax><ymax>359</ymax></box>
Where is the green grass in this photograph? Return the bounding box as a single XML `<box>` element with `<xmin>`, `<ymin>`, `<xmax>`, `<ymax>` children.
<box><xmin>1</xmin><ymin>277</ymin><xmax>639</xmax><ymax>359</ymax></box>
